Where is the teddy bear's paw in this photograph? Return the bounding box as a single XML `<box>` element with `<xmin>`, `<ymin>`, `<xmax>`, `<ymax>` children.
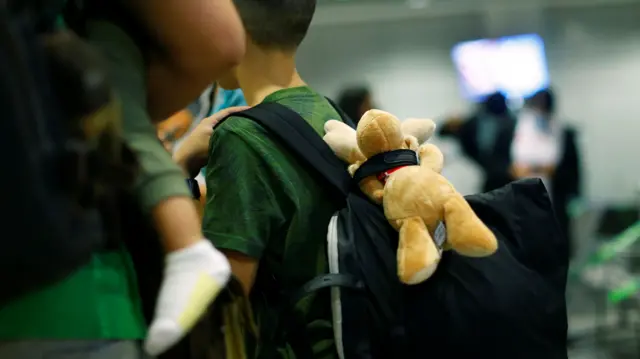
<box><xmin>404</xmin><ymin>261</ymin><xmax>440</xmax><ymax>285</ymax></box>
<box><xmin>324</xmin><ymin>119</ymin><xmax>349</xmax><ymax>133</ymax></box>
<box><xmin>451</xmin><ymin>233</ymin><xmax>498</xmax><ymax>257</ymax></box>
<box><xmin>443</xmin><ymin>196</ymin><xmax>498</xmax><ymax>257</ymax></box>
<box><xmin>418</xmin><ymin>143</ymin><xmax>444</xmax><ymax>173</ymax></box>
<box><xmin>348</xmin><ymin>162</ymin><xmax>362</xmax><ymax>177</ymax></box>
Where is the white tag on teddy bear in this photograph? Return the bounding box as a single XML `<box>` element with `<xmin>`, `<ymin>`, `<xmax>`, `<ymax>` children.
<box><xmin>433</xmin><ymin>222</ymin><xmax>447</xmax><ymax>254</ymax></box>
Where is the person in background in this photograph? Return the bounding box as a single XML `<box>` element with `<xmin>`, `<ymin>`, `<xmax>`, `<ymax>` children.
<box><xmin>214</xmin><ymin>87</ymin><xmax>248</xmax><ymax>113</ymax></box>
<box><xmin>186</xmin><ymin>84</ymin><xmax>248</xmax><ymax>127</ymax></box>
<box><xmin>337</xmin><ymin>86</ymin><xmax>374</xmax><ymax>125</ymax></box>
<box><xmin>0</xmin><ymin>1</ymin><xmax>245</xmax><ymax>358</ymax></box>
<box><xmin>87</xmin><ymin>3</ymin><xmax>246</xmax><ymax>353</ymax></box>
<box><xmin>439</xmin><ymin>92</ymin><xmax>517</xmax><ymax>192</ymax></box>
<box><xmin>511</xmin><ymin>88</ymin><xmax>581</xmax><ymax>250</ymax></box>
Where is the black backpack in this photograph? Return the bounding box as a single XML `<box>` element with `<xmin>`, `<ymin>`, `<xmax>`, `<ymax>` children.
<box><xmin>223</xmin><ymin>102</ymin><xmax>569</xmax><ymax>359</ymax></box>
<box><xmin>0</xmin><ymin>1</ymin><xmax>136</xmax><ymax>303</ymax></box>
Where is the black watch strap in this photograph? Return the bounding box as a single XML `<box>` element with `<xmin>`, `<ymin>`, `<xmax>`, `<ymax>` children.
<box><xmin>185</xmin><ymin>178</ymin><xmax>201</xmax><ymax>200</ymax></box>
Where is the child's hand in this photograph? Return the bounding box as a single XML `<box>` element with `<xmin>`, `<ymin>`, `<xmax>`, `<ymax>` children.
<box><xmin>174</xmin><ymin>106</ymin><xmax>249</xmax><ymax>176</ymax></box>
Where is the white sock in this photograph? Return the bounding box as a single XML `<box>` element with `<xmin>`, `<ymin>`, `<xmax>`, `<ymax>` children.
<box><xmin>144</xmin><ymin>240</ymin><xmax>231</xmax><ymax>356</ymax></box>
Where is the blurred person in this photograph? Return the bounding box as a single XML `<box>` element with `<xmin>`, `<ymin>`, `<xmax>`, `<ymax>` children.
<box><xmin>88</xmin><ymin>3</ymin><xmax>245</xmax><ymax>354</ymax></box>
<box><xmin>213</xmin><ymin>87</ymin><xmax>248</xmax><ymax>113</ymax></box>
<box><xmin>0</xmin><ymin>1</ymin><xmax>245</xmax><ymax>358</ymax></box>
<box><xmin>175</xmin><ymin>0</ymin><xmax>345</xmax><ymax>357</ymax></box>
<box><xmin>337</xmin><ymin>86</ymin><xmax>374</xmax><ymax>124</ymax></box>
<box><xmin>130</xmin><ymin>0</ymin><xmax>246</xmax><ymax>121</ymax></box>
<box><xmin>439</xmin><ymin>92</ymin><xmax>517</xmax><ymax>192</ymax></box>
<box><xmin>511</xmin><ymin>88</ymin><xmax>581</xmax><ymax>246</ymax></box>
<box><xmin>187</xmin><ymin>84</ymin><xmax>248</xmax><ymax>128</ymax></box>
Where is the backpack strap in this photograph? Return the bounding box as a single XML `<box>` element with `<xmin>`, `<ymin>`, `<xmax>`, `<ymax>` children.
<box><xmin>234</xmin><ymin>102</ymin><xmax>351</xmax><ymax>198</ymax></box>
<box><xmin>221</xmin><ymin>102</ymin><xmax>358</xmax><ymax>359</ymax></box>
<box><xmin>325</xmin><ymin>96</ymin><xmax>356</xmax><ymax>128</ymax></box>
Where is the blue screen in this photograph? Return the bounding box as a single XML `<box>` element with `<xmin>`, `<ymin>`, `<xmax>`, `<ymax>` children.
<box><xmin>451</xmin><ymin>34</ymin><xmax>549</xmax><ymax>101</ymax></box>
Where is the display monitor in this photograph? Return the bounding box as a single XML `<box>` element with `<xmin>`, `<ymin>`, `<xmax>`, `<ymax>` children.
<box><xmin>451</xmin><ymin>33</ymin><xmax>549</xmax><ymax>101</ymax></box>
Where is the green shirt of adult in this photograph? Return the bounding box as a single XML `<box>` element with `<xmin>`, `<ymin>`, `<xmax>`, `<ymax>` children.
<box><xmin>203</xmin><ymin>86</ymin><xmax>342</xmax><ymax>359</ymax></box>
<box><xmin>0</xmin><ymin>22</ymin><xmax>189</xmax><ymax>339</ymax></box>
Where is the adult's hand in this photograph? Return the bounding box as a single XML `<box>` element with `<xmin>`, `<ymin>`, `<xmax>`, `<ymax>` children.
<box><xmin>174</xmin><ymin>106</ymin><xmax>249</xmax><ymax>177</ymax></box>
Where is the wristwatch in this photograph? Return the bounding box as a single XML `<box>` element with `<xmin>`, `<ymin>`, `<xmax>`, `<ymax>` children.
<box><xmin>185</xmin><ymin>178</ymin><xmax>201</xmax><ymax>200</ymax></box>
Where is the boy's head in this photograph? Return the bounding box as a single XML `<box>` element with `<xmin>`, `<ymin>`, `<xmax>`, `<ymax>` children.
<box><xmin>217</xmin><ymin>0</ymin><xmax>316</xmax><ymax>89</ymax></box>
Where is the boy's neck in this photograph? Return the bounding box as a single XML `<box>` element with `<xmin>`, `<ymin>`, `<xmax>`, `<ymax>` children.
<box><xmin>236</xmin><ymin>49</ymin><xmax>306</xmax><ymax>106</ymax></box>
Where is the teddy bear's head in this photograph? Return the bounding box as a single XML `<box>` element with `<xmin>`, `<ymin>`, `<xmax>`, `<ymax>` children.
<box><xmin>356</xmin><ymin>110</ymin><xmax>405</xmax><ymax>158</ymax></box>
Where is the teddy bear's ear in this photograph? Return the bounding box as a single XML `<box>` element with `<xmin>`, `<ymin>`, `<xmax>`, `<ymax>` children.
<box><xmin>402</xmin><ymin>118</ymin><xmax>436</xmax><ymax>144</ymax></box>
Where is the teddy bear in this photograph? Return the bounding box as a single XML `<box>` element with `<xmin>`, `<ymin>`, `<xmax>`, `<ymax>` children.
<box><xmin>323</xmin><ymin>110</ymin><xmax>498</xmax><ymax>284</ymax></box>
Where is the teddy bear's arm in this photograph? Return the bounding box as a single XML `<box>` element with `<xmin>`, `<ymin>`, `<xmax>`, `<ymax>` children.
<box><xmin>324</xmin><ymin>120</ymin><xmax>361</xmax><ymax>164</ymax></box>
<box><xmin>347</xmin><ymin>161</ymin><xmax>363</xmax><ymax>177</ymax></box>
<box><xmin>403</xmin><ymin>135</ymin><xmax>419</xmax><ymax>151</ymax></box>
<box><xmin>442</xmin><ymin>193</ymin><xmax>498</xmax><ymax>257</ymax></box>
<box><xmin>418</xmin><ymin>143</ymin><xmax>444</xmax><ymax>174</ymax></box>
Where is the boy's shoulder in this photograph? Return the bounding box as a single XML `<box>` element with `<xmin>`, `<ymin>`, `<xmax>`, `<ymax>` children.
<box><xmin>212</xmin><ymin>87</ymin><xmax>341</xmax><ymax>146</ymax></box>
<box><xmin>216</xmin><ymin>114</ymin><xmax>261</xmax><ymax>136</ymax></box>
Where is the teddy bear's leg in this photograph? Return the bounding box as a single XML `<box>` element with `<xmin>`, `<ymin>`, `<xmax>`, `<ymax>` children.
<box><xmin>395</xmin><ymin>217</ymin><xmax>441</xmax><ymax>285</ymax></box>
<box><xmin>418</xmin><ymin>143</ymin><xmax>444</xmax><ymax>174</ymax></box>
<box><xmin>443</xmin><ymin>194</ymin><xmax>498</xmax><ymax>257</ymax></box>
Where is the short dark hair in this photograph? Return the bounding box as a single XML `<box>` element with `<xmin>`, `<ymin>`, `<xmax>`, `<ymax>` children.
<box><xmin>233</xmin><ymin>0</ymin><xmax>316</xmax><ymax>50</ymax></box>
<box><xmin>529</xmin><ymin>88</ymin><xmax>556</xmax><ymax>114</ymax></box>
<box><xmin>337</xmin><ymin>86</ymin><xmax>370</xmax><ymax>124</ymax></box>
<box><xmin>483</xmin><ymin>91</ymin><xmax>508</xmax><ymax>116</ymax></box>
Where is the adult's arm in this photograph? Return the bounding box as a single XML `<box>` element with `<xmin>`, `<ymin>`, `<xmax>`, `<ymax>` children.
<box><xmin>437</xmin><ymin>115</ymin><xmax>465</xmax><ymax>138</ymax></box>
<box><xmin>87</xmin><ymin>21</ymin><xmax>191</xmax><ymax>211</ymax></box>
<box><xmin>132</xmin><ymin>0</ymin><xmax>245</xmax><ymax>121</ymax></box>
<box><xmin>202</xmin><ymin>119</ymin><xmax>288</xmax><ymax>295</ymax></box>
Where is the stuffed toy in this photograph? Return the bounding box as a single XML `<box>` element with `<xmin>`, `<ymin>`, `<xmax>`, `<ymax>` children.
<box><xmin>324</xmin><ymin>110</ymin><xmax>498</xmax><ymax>284</ymax></box>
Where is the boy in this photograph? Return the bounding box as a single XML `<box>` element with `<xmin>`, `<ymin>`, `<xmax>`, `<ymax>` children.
<box><xmin>0</xmin><ymin>1</ymin><xmax>244</xmax><ymax>357</ymax></box>
<box><xmin>192</xmin><ymin>0</ymin><xmax>342</xmax><ymax>357</ymax></box>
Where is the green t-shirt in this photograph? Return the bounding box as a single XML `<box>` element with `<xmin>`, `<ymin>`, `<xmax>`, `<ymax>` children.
<box><xmin>203</xmin><ymin>86</ymin><xmax>341</xmax><ymax>359</ymax></box>
<box><xmin>0</xmin><ymin>250</ymin><xmax>145</xmax><ymax>339</ymax></box>
<box><xmin>87</xmin><ymin>21</ymin><xmax>191</xmax><ymax>210</ymax></box>
<box><xmin>0</xmin><ymin>21</ymin><xmax>185</xmax><ymax>340</ymax></box>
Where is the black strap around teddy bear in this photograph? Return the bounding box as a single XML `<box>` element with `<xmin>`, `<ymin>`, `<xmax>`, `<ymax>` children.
<box><xmin>352</xmin><ymin>149</ymin><xmax>419</xmax><ymax>185</ymax></box>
